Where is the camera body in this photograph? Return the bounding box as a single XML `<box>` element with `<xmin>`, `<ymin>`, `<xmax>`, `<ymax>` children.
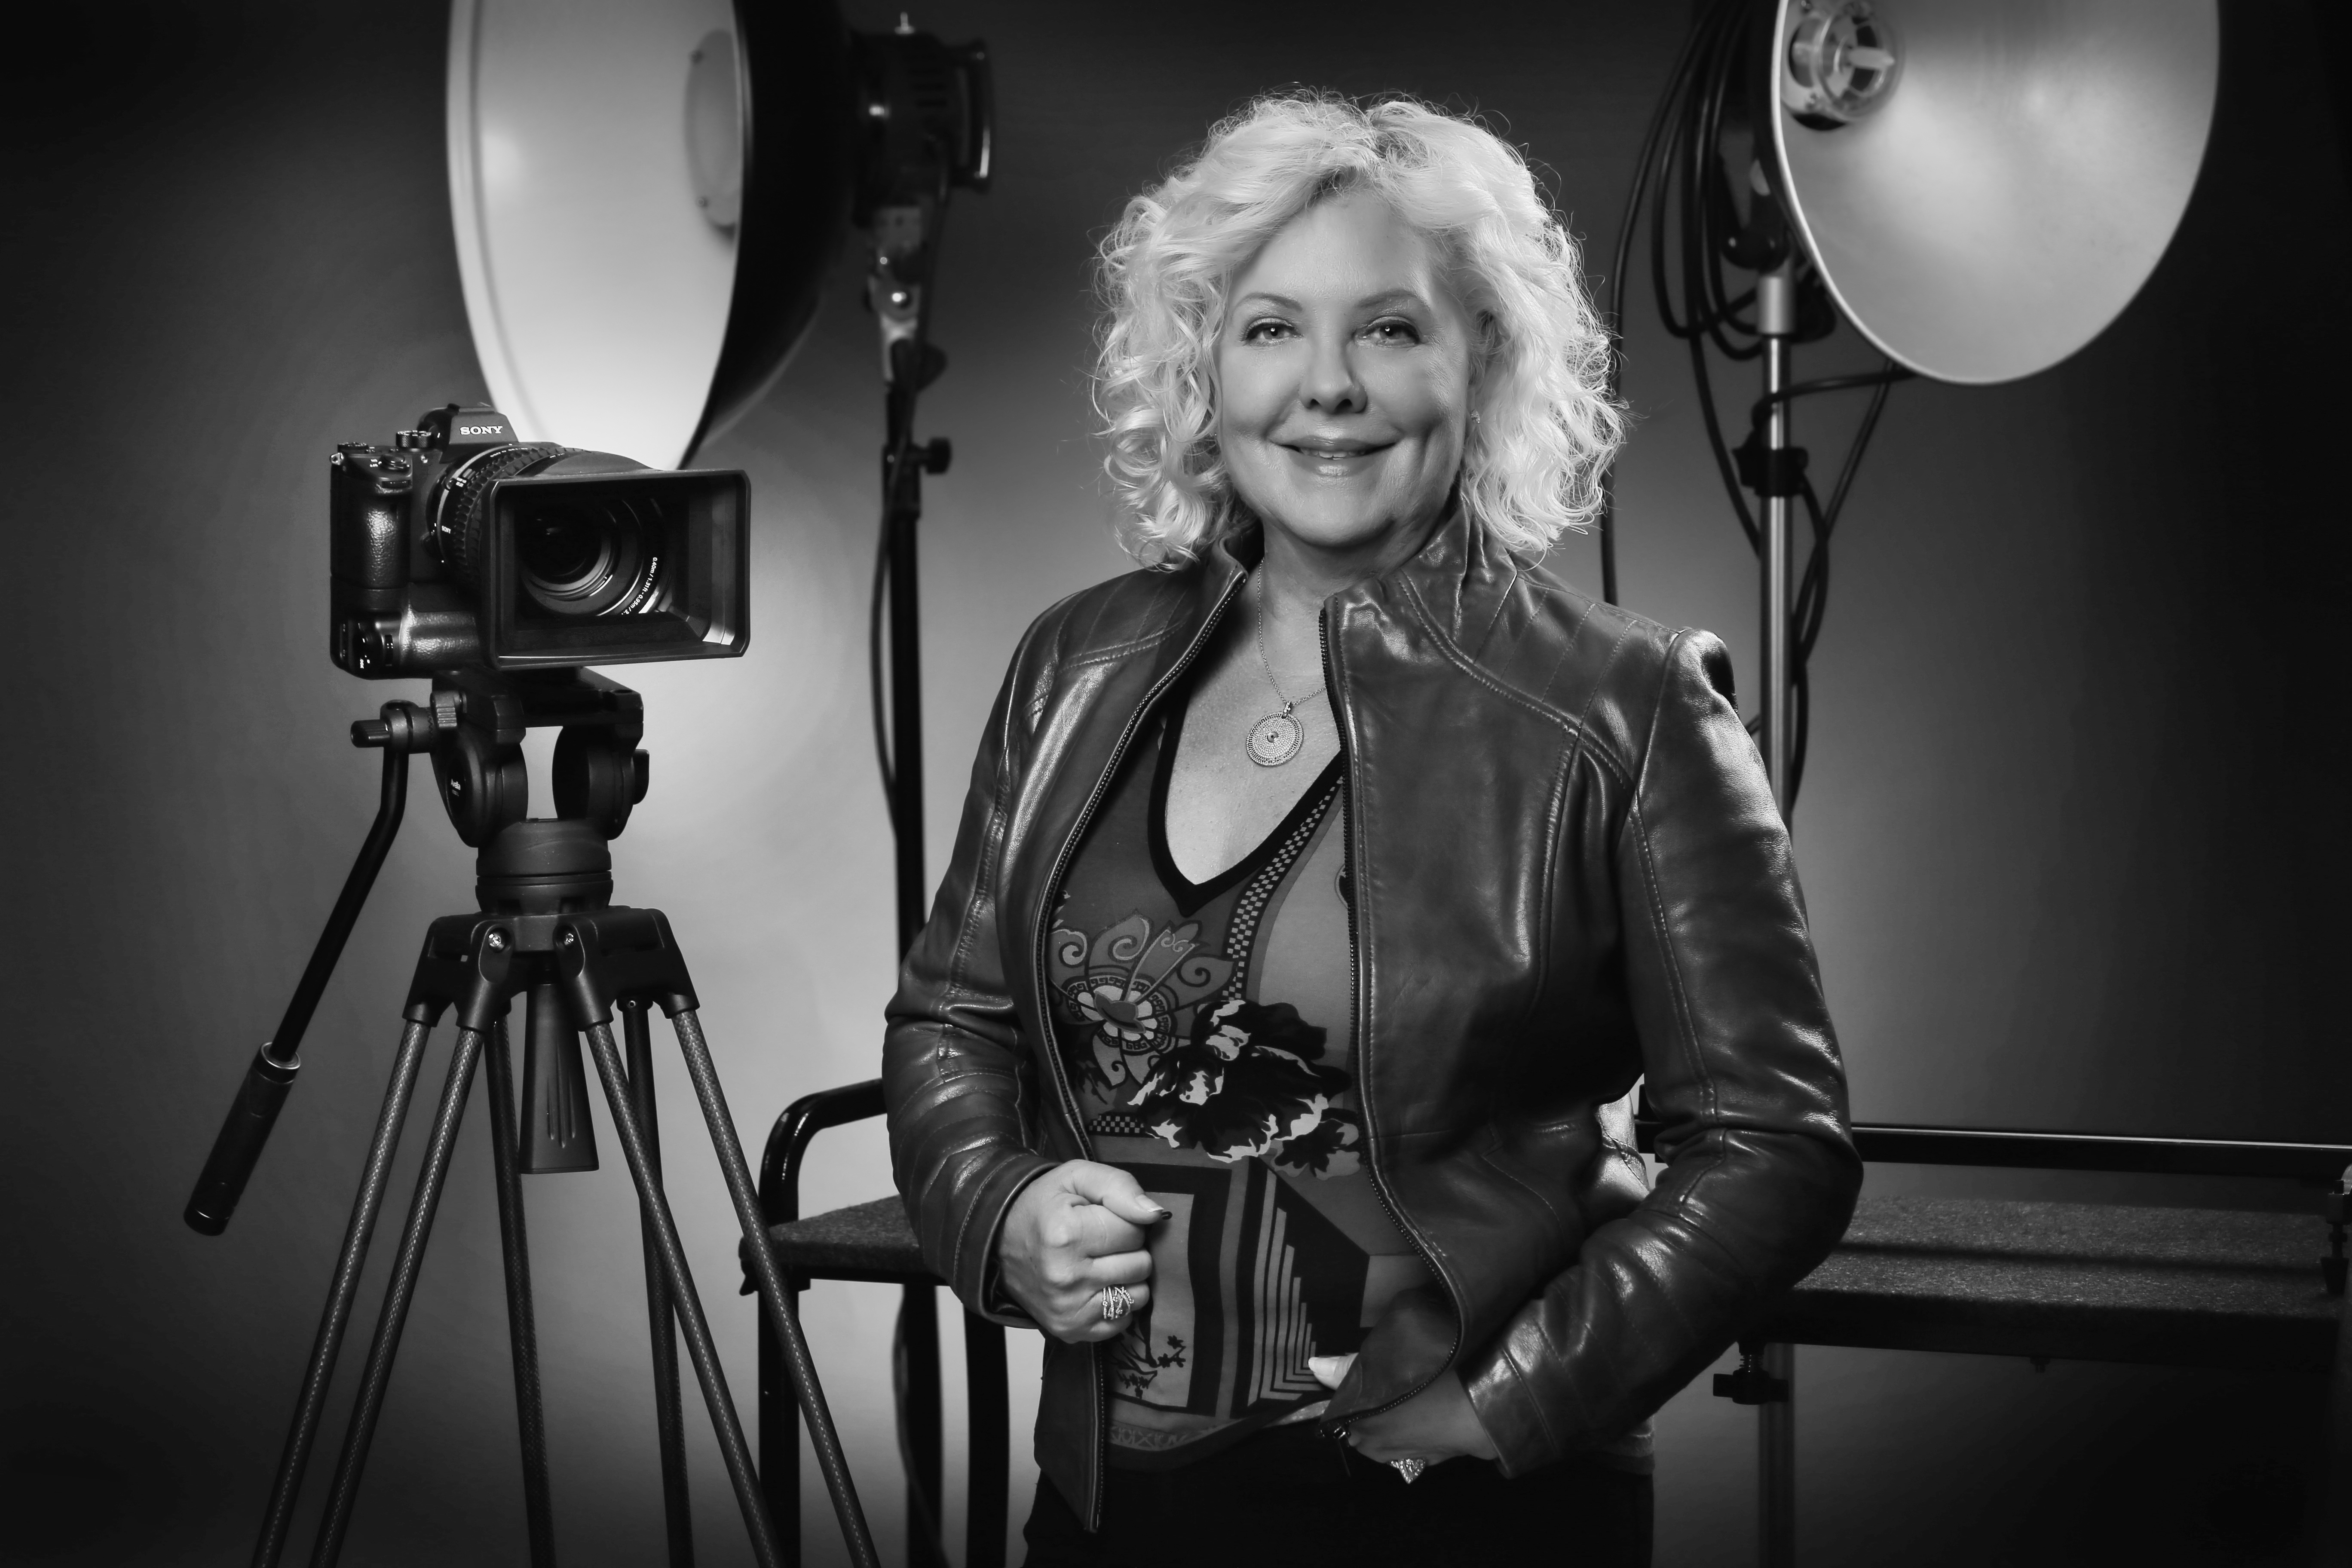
<box><xmin>330</xmin><ymin>404</ymin><xmax>749</xmax><ymax>677</ymax></box>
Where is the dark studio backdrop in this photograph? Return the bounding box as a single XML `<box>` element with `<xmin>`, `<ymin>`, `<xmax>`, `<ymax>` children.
<box><xmin>3</xmin><ymin>2</ymin><xmax>2346</xmax><ymax>1564</ymax></box>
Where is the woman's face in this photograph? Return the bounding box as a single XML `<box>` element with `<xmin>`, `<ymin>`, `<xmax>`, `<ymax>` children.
<box><xmin>1213</xmin><ymin>191</ymin><xmax>1476</xmax><ymax>568</ymax></box>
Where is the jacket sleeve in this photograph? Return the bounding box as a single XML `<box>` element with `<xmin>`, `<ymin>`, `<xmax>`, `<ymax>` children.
<box><xmin>882</xmin><ymin>628</ymin><xmax>1059</xmax><ymax>1326</ymax></box>
<box><xmin>1462</xmin><ymin>629</ymin><xmax>1862</xmax><ymax>1473</ymax></box>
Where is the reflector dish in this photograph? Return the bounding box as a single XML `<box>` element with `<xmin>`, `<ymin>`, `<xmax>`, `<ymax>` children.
<box><xmin>448</xmin><ymin>0</ymin><xmax>849</xmax><ymax>467</ymax></box>
<box><xmin>1770</xmin><ymin>0</ymin><xmax>2218</xmax><ymax>384</ymax></box>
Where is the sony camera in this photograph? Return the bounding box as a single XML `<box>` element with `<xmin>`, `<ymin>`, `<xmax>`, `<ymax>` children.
<box><xmin>329</xmin><ymin>403</ymin><xmax>749</xmax><ymax>677</ymax></box>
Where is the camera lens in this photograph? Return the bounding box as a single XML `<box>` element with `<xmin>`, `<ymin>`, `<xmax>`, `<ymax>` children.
<box><xmin>519</xmin><ymin>509</ymin><xmax>608</xmax><ymax>588</ymax></box>
<box><xmin>435</xmin><ymin>443</ymin><xmax>672</xmax><ymax>622</ymax></box>
<box><xmin>514</xmin><ymin>498</ymin><xmax>666</xmax><ymax>617</ymax></box>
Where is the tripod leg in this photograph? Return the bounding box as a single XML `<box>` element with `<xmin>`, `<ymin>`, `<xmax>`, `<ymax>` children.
<box><xmin>576</xmin><ymin>1019</ymin><xmax>790</xmax><ymax>1568</ymax></box>
<box><xmin>626</xmin><ymin>1002</ymin><xmax>695</xmax><ymax>1566</ymax></box>
<box><xmin>308</xmin><ymin>1027</ymin><xmax>486</xmax><ymax>1568</ymax></box>
<box><xmin>252</xmin><ymin>1020</ymin><xmax>432</xmax><ymax>1568</ymax></box>
<box><xmin>485</xmin><ymin>1020</ymin><xmax>557</xmax><ymax>1568</ymax></box>
<box><xmin>664</xmin><ymin>1010</ymin><xmax>878</xmax><ymax>1568</ymax></box>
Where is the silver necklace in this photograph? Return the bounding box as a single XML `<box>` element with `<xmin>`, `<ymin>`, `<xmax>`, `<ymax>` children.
<box><xmin>1246</xmin><ymin>573</ymin><xmax>1306</xmax><ymax>767</ymax></box>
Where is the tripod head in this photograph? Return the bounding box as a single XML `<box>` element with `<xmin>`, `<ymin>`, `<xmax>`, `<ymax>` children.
<box><xmin>364</xmin><ymin>666</ymin><xmax>650</xmax><ymax>851</ymax></box>
<box><xmin>185</xmin><ymin>669</ymin><xmax>653</xmax><ymax>1231</ymax></box>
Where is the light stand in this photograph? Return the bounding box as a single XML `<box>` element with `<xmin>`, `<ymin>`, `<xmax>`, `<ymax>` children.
<box><xmin>874</xmin><ymin>289</ymin><xmax>955</xmax><ymax>1568</ymax></box>
<box><xmin>1755</xmin><ymin>263</ymin><xmax>1796</xmax><ymax>816</ymax></box>
<box><xmin>872</xmin><ymin>285</ymin><xmax>955</xmax><ymax>1568</ymax></box>
<box><xmin>845</xmin><ymin>28</ymin><xmax>991</xmax><ymax>1567</ymax></box>
<box><xmin>1746</xmin><ymin>261</ymin><xmax>1801</xmax><ymax>1558</ymax></box>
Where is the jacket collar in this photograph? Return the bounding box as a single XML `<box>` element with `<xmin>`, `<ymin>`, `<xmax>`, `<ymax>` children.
<box><xmin>1160</xmin><ymin>504</ymin><xmax>1514</xmax><ymax>659</ymax></box>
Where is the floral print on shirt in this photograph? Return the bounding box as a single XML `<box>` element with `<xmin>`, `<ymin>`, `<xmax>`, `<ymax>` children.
<box><xmin>1050</xmin><ymin>920</ymin><xmax>1363</xmax><ymax>1178</ymax></box>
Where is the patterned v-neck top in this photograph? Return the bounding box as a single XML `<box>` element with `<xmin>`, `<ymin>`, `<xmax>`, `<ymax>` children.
<box><xmin>1047</xmin><ymin>698</ymin><xmax>1429</xmax><ymax>1468</ymax></box>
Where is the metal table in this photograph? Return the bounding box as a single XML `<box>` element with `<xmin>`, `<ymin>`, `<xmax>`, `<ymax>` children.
<box><xmin>1767</xmin><ymin>1196</ymin><xmax>2341</xmax><ymax>1371</ymax></box>
<box><xmin>1670</xmin><ymin>1123</ymin><xmax>2352</xmax><ymax>1566</ymax></box>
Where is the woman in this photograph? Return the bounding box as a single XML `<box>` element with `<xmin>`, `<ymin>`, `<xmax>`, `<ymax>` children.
<box><xmin>884</xmin><ymin>93</ymin><xmax>1859</xmax><ymax>1567</ymax></box>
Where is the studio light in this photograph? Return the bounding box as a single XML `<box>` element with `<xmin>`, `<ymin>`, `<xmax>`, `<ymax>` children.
<box><xmin>445</xmin><ymin>0</ymin><xmax>853</xmax><ymax>467</ymax></box>
<box><xmin>1771</xmin><ymin>0</ymin><xmax>2218</xmax><ymax>385</ymax></box>
<box><xmin>1607</xmin><ymin>0</ymin><xmax>2219</xmax><ymax>815</ymax></box>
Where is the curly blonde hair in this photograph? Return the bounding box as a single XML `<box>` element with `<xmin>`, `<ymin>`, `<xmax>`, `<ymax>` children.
<box><xmin>1094</xmin><ymin>91</ymin><xmax>1623</xmax><ymax>568</ymax></box>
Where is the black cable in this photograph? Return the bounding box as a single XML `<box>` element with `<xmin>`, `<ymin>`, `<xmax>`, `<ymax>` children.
<box><xmin>1687</xmin><ymin>312</ymin><xmax>1759</xmax><ymax>549</ymax></box>
<box><xmin>1790</xmin><ymin>369</ymin><xmax>1898</xmax><ymax>668</ymax></box>
<box><xmin>1646</xmin><ymin>18</ymin><xmax>1706</xmax><ymax>345</ymax></box>
<box><xmin>1781</xmin><ymin>362</ymin><xmax>1897</xmax><ymax>811</ymax></box>
<box><xmin>1752</xmin><ymin>367</ymin><xmax>1914</xmax><ymax>426</ymax></box>
<box><xmin>1650</xmin><ymin>0</ymin><xmax>1756</xmax><ymax>352</ymax></box>
<box><xmin>1599</xmin><ymin>4</ymin><xmax>1711</xmax><ymax>605</ymax></box>
<box><xmin>1760</xmin><ymin>363</ymin><xmax>1902</xmax><ymax>666</ymax></box>
<box><xmin>1648</xmin><ymin>0</ymin><xmax>1710</xmax><ymax>343</ymax></box>
<box><xmin>1822</xmin><ymin>363</ymin><xmax>1898</xmax><ymax>536</ymax></box>
<box><xmin>1649</xmin><ymin>0</ymin><xmax>1760</xmax><ymax>544</ymax></box>
<box><xmin>1790</xmin><ymin>659</ymin><xmax>1813</xmax><ymax>814</ymax></box>
<box><xmin>869</xmin><ymin>527</ymin><xmax>894</xmax><ymax>808</ymax></box>
<box><xmin>1794</xmin><ymin>477</ymin><xmax>1831</xmax><ymax>667</ymax></box>
<box><xmin>1785</xmin><ymin>478</ymin><xmax>1829</xmax><ymax>808</ymax></box>
<box><xmin>1716</xmin><ymin>285</ymin><xmax>1758</xmax><ymax>338</ymax></box>
<box><xmin>1651</xmin><ymin>0</ymin><xmax>1760</xmax><ymax>361</ymax></box>
<box><xmin>1692</xmin><ymin>9</ymin><xmax>1758</xmax><ymax>361</ymax></box>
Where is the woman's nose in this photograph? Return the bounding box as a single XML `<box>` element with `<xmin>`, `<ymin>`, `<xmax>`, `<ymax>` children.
<box><xmin>1299</xmin><ymin>334</ymin><xmax>1365</xmax><ymax>413</ymax></box>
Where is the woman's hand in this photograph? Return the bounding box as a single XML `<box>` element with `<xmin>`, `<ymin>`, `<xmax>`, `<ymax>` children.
<box><xmin>997</xmin><ymin>1160</ymin><xmax>1166</xmax><ymax>1343</ymax></box>
<box><xmin>1311</xmin><ymin>1357</ymin><xmax>1500</xmax><ymax>1465</ymax></box>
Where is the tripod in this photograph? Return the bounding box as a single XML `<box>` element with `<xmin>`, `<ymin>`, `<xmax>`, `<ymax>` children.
<box><xmin>185</xmin><ymin>669</ymin><xmax>879</xmax><ymax>1568</ymax></box>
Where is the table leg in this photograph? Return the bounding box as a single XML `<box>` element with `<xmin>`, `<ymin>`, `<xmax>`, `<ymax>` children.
<box><xmin>1759</xmin><ymin>1342</ymin><xmax>1795</xmax><ymax>1568</ymax></box>
<box><xmin>2327</xmin><ymin>1274</ymin><xmax>2351</xmax><ymax>1545</ymax></box>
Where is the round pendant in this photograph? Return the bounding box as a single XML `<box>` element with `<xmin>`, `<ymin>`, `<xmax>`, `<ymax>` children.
<box><xmin>1247</xmin><ymin>709</ymin><xmax>1304</xmax><ymax>767</ymax></box>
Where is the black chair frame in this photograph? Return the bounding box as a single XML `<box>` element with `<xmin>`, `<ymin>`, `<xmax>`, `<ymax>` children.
<box><xmin>753</xmin><ymin>1079</ymin><xmax>1010</xmax><ymax>1568</ymax></box>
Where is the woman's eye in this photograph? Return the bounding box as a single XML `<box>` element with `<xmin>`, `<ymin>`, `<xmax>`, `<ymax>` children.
<box><xmin>1242</xmin><ymin>319</ymin><xmax>1293</xmax><ymax>343</ymax></box>
<box><xmin>1366</xmin><ymin>319</ymin><xmax>1421</xmax><ymax>345</ymax></box>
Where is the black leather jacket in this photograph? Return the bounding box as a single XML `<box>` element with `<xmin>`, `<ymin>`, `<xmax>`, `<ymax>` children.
<box><xmin>883</xmin><ymin>515</ymin><xmax>1860</xmax><ymax>1526</ymax></box>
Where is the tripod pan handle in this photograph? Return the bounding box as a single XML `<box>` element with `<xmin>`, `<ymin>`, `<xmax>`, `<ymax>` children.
<box><xmin>183</xmin><ymin>720</ymin><xmax>414</xmax><ymax>1236</ymax></box>
<box><xmin>185</xmin><ymin>1044</ymin><xmax>300</xmax><ymax>1235</ymax></box>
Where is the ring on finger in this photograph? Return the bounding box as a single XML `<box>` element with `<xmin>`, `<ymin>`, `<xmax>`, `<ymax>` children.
<box><xmin>1100</xmin><ymin>1283</ymin><xmax>1133</xmax><ymax>1324</ymax></box>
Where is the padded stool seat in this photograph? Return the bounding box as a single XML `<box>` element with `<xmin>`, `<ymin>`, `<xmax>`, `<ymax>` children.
<box><xmin>766</xmin><ymin>1196</ymin><xmax>935</xmax><ymax>1286</ymax></box>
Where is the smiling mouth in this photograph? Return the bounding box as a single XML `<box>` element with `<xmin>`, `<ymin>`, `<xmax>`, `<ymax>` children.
<box><xmin>1283</xmin><ymin>440</ymin><xmax>1389</xmax><ymax>463</ymax></box>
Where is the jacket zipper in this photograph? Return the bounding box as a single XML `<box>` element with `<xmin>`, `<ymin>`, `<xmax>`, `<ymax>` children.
<box><xmin>1028</xmin><ymin>570</ymin><xmax>1245</xmax><ymax>1528</ymax></box>
<box><xmin>1321</xmin><ymin>604</ymin><xmax>1465</xmax><ymax>1430</ymax></box>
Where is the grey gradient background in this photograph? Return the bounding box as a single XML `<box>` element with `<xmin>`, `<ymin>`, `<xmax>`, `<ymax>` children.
<box><xmin>3</xmin><ymin>1</ymin><xmax>2347</xmax><ymax>1564</ymax></box>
